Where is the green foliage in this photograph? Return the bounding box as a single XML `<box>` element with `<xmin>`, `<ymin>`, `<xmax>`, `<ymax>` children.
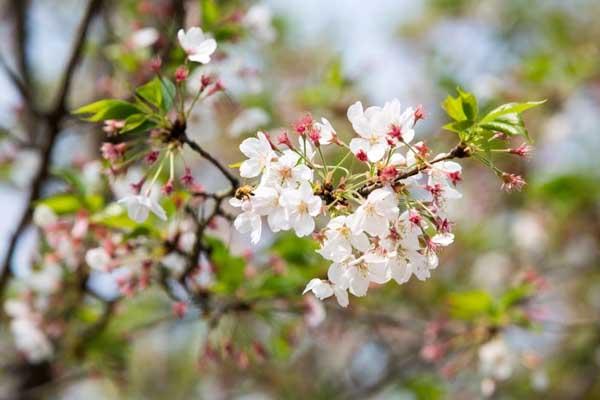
<box><xmin>442</xmin><ymin>88</ymin><xmax>544</xmax><ymax>143</ymax></box>
<box><xmin>135</xmin><ymin>77</ymin><xmax>176</xmax><ymax>114</ymax></box>
<box><xmin>447</xmin><ymin>285</ymin><xmax>533</xmax><ymax>323</ymax></box>
<box><xmin>447</xmin><ymin>290</ymin><xmax>494</xmax><ymax>320</ymax></box>
<box><xmin>405</xmin><ymin>375</ymin><xmax>446</xmax><ymax>400</ymax></box>
<box><xmin>36</xmin><ymin>193</ymin><xmax>104</xmax><ymax>214</ymax></box>
<box><xmin>530</xmin><ymin>174</ymin><xmax>600</xmax><ymax>216</ymax></box>
<box><xmin>73</xmin><ymin>99</ymin><xmax>142</xmax><ymax>122</ymax></box>
<box><xmin>442</xmin><ymin>87</ymin><xmax>478</xmax><ymax>122</ymax></box>
<box><xmin>74</xmin><ymin>77</ymin><xmax>176</xmax><ymax>136</ymax></box>
<box><xmin>204</xmin><ymin>236</ymin><xmax>246</xmax><ymax>294</ymax></box>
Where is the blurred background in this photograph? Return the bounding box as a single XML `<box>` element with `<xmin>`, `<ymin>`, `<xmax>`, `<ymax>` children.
<box><xmin>0</xmin><ymin>0</ymin><xmax>599</xmax><ymax>399</ymax></box>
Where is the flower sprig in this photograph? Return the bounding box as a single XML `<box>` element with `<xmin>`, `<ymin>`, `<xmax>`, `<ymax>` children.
<box><xmin>231</xmin><ymin>92</ymin><xmax>543</xmax><ymax>307</ymax></box>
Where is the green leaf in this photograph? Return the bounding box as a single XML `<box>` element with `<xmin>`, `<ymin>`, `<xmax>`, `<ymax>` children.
<box><xmin>73</xmin><ymin>99</ymin><xmax>142</xmax><ymax>122</ymax></box>
<box><xmin>204</xmin><ymin>236</ymin><xmax>245</xmax><ymax>293</ymax></box>
<box><xmin>481</xmin><ymin>100</ymin><xmax>546</xmax><ymax>124</ymax></box>
<box><xmin>441</xmin><ymin>94</ymin><xmax>467</xmax><ymax>122</ymax></box>
<box><xmin>441</xmin><ymin>87</ymin><xmax>478</xmax><ymax>122</ymax></box>
<box><xmin>160</xmin><ymin>78</ymin><xmax>176</xmax><ymax>113</ymax></box>
<box><xmin>480</xmin><ymin>119</ymin><xmax>526</xmax><ymax>137</ymax></box>
<box><xmin>135</xmin><ymin>78</ymin><xmax>162</xmax><ymax>110</ymax></box>
<box><xmin>447</xmin><ymin>290</ymin><xmax>494</xmax><ymax>320</ymax></box>
<box><xmin>136</xmin><ymin>77</ymin><xmax>176</xmax><ymax>113</ymax></box>
<box><xmin>442</xmin><ymin>120</ymin><xmax>473</xmax><ymax>134</ymax></box>
<box><xmin>36</xmin><ymin>194</ymin><xmax>81</xmax><ymax>214</ymax></box>
<box><xmin>201</xmin><ymin>0</ymin><xmax>220</xmax><ymax>31</ymax></box>
<box><xmin>457</xmin><ymin>87</ymin><xmax>478</xmax><ymax>120</ymax></box>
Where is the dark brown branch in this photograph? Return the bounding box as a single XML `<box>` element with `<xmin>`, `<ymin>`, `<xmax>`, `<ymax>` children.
<box><xmin>11</xmin><ymin>0</ymin><xmax>31</xmax><ymax>91</ymax></box>
<box><xmin>0</xmin><ymin>53</ymin><xmax>31</xmax><ymax>108</ymax></box>
<box><xmin>0</xmin><ymin>0</ymin><xmax>104</xmax><ymax>302</ymax></box>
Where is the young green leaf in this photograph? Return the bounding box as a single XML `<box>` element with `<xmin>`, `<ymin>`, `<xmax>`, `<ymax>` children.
<box><xmin>73</xmin><ymin>99</ymin><xmax>142</xmax><ymax>122</ymax></box>
<box><xmin>481</xmin><ymin>100</ymin><xmax>546</xmax><ymax>124</ymax></box>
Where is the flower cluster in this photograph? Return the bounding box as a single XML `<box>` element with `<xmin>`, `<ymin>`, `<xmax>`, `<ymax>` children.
<box><xmin>232</xmin><ymin>100</ymin><xmax>463</xmax><ymax>307</ymax></box>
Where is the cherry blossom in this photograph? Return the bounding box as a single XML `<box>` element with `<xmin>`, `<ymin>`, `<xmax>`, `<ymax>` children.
<box><xmin>118</xmin><ymin>194</ymin><xmax>167</xmax><ymax>223</ymax></box>
<box><xmin>177</xmin><ymin>27</ymin><xmax>217</xmax><ymax>64</ymax></box>
<box><xmin>239</xmin><ymin>131</ymin><xmax>276</xmax><ymax>178</ymax></box>
<box><xmin>280</xmin><ymin>182</ymin><xmax>322</xmax><ymax>236</ymax></box>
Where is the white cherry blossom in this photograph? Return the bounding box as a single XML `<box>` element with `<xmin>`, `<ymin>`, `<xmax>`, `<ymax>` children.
<box><xmin>177</xmin><ymin>27</ymin><xmax>217</xmax><ymax>64</ymax></box>
<box><xmin>318</xmin><ymin>215</ymin><xmax>369</xmax><ymax>262</ymax></box>
<box><xmin>313</xmin><ymin>117</ymin><xmax>336</xmax><ymax>145</ymax></box>
<box><xmin>303</xmin><ymin>278</ymin><xmax>349</xmax><ymax>307</ymax></box>
<box><xmin>251</xmin><ymin>185</ymin><xmax>289</xmax><ymax>232</ymax></box>
<box><xmin>347</xmin><ymin>101</ymin><xmax>389</xmax><ymax>162</ymax></box>
<box><xmin>280</xmin><ymin>182</ymin><xmax>322</xmax><ymax>237</ymax></box>
<box><xmin>375</xmin><ymin>98</ymin><xmax>415</xmax><ymax>143</ymax></box>
<box><xmin>261</xmin><ymin>150</ymin><xmax>313</xmax><ymax>187</ymax></box>
<box><xmin>239</xmin><ymin>131</ymin><xmax>275</xmax><ymax>178</ymax></box>
<box><xmin>230</xmin><ymin>197</ymin><xmax>262</xmax><ymax>244</ymax></box>
<box><xmin>349</xmin><ymin>188</ymin><xmax>399</xmax><ymax>237</ymax></box>
<box><xmin>118</xmin><ymin>194</ymin><xmax>167</xmax><ymax>222</ymax></box>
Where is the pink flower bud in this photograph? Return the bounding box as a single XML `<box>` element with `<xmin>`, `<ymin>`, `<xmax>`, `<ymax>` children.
<box><xmin>172</xmin><ymin>301</ymin><xmax>187</xmax><ymax>319</ymax></box>
<box><xmin>379</xmin><ymin>165</ymin><xmax>399</xmax><ymax>183</ymax></box>
<box><xmin>175</xmin><ymin>66</ymin><xmax>189</xmax><ymax>82</ymax></box>
<box><xmin>145</xmin><ymin>150</ymin><xmax>160</xmax><ymax>164</ymax></box>
<box><xmin>200</xmin><ymin>74</ymin><xmax>212</xmax><ymax>89</ymax></box>
<box><xmin>277</xmin><ymin>131</ymin><xmax>292</xmax><ymax>148</ymax></box>
<box><xmin>293</xmin><ymin>114</ymin><xmax>313</xmax><ymax>135</ymax></box>
<box><xmin>180</xmin><ymin>167</ymin><xmax>194</xmax><ymax>188</ymax></box>
<box><xmin>101</xmin><ymin>142</ymin><xmax>126</xmax><ymax>161</ymax></box>
<box><xmin>414</xmin><ymin>104</ymin><xmax>425</xmax><ymax>122</ymax></box>
<box><xmin>102</xmin><ymin>119</ymin><xmax>125</xmax><ymax>136</ymax></box>
<box><xmin>414</xmin><ymin>141</ymin><xmax>430</xmax><ymax>157</ymax></box>
<box><xmin>162</xmin><ymin>179</ymin><xmax>174</xmax><ymax>195</ymax></box>
<box><xmin>150</xmin><ymin>57</ymin><xmax>162</xmax><ymax>73</ymax></box>
<box><xmin>207</xmin><ymin>80</ymin><xmax>224</xmax><ymax>96</ymax></box>
<box><xmin>501</xmin><ymin>173</ymin><xmax>526</xmax><ymax>192</ymax></box>
<box><xmin>308</xmin><ymin>127</ymin><xmax>321</xmax><ymax>146</ymax></box>
<box><xmin>509</xmin><ymin>143</ymin><xmax>533</xmax><ymax>158</ymax></box>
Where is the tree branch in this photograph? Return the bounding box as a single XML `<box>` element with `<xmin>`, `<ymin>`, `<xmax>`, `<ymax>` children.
<box><xmin>0</xmin><ymin>0</ymin><xmax>105</xmax><ymax>302</ymax></box>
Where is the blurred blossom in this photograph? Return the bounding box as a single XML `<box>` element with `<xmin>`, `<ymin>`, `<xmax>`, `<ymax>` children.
<box><xmin>510</xmin><ymin>211</ymin><xmax>547</xmax><ymax>255</ymax></box>
<box><xmin>428</xmin><ymin>20</ymin><xmax>515</xmax><ymax>99</ymax></box>
<box><xmin>129</xmin><ymin>27</ymin><xmax>159</xmax><ymax>49</ymax></box>
<box><xmin>228</xmin><ymin>108</ymin><xmax>270</xmax><ymax>137</ymax></box>
<box><xmin>11</xmin><ymin>150</ymin><xmax>41</xmax><ymax>187</ymax></box>
<box><xmin>348</xmin><ymin>341</ymin><xmax>390</xmax><ymax>389</ymax></box>
<box><xmin>478</xmin><ymin>337</ymin><xmax>517</xmax><ymax>381</ymax></box>
<box><xmin>536</xmin><ymin>89</ymin><xmax>600</xmax><ymax>176</ymax></box>
<box><xmin>243</xmin><ymin>4</ymin><xmax>277</xmax><ymax>43</ymax></box>
<box><xmin>471</xmin><ymin>251</ymin><xmax>512</xmax><ymax>293</ymax></box>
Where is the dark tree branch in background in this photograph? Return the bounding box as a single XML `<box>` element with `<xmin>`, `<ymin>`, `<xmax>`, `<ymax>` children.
<box><xmin>11</xmin><ymin>0</ymin><xmax>32</xmax><ymax>93</ymax></box>
<box><xmin>0</xmin><ymin>0</ymin><xmax>105</xmax><ymax>304</ymax></box>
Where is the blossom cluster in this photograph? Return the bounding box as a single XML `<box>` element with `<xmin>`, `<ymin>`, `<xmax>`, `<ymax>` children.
<box><xmin>232</xmin><ymin>99</ymin><xmax>461</xmax><ymax>307</ymax></box>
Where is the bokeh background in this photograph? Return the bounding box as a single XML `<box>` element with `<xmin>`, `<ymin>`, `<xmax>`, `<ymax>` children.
<box><xmin>1</xmin><ymin>0</ymin><xmax>599</xmax><ymax>399</ymax></box>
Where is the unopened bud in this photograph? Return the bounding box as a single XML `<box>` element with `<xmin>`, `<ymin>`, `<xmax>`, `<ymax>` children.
<box><xmin>175</xmin><ymin>66</ymin><xmax>189</xmax><ymax>82</ymax></box>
